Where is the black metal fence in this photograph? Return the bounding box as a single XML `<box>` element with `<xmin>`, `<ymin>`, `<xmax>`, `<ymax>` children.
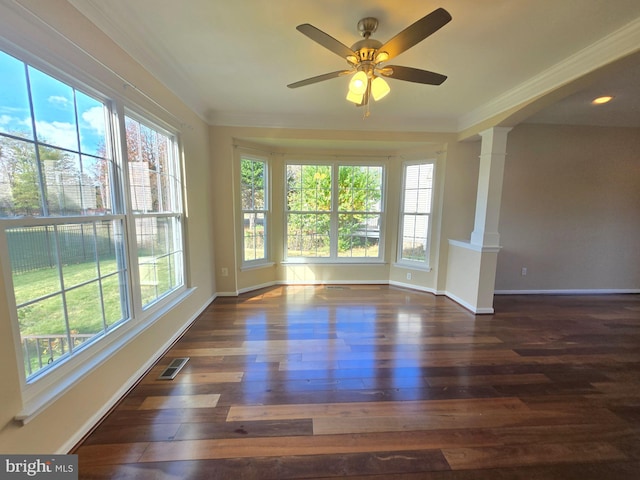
<box><xmin>22</xmin><ymin>333</ymin><xmax>95</xmax><ymax>376</ymax></box>
<box><xmin>6</xmin><ymin>223</ymin><xmax>116</xmax><ymax>274</ymax></box>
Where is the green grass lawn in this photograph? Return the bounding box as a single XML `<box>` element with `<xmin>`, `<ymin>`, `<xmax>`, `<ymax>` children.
<box><xmin>13</xmin><ymin>259</ymin><xmax>125</xmax><ymax>337</ymax></box>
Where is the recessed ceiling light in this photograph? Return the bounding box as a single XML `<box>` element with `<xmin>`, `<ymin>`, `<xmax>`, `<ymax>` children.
<box><xmin>592</xmin><ymin>96</ymin><xmax>614</xmax><ymax>105</ymax></box>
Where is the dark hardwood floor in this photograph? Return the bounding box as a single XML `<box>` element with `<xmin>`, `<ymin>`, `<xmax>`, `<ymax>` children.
<box><xmin>73</xmin><ymin>285</ymin><xmax>640</xmax><ymax>479</ymax></box>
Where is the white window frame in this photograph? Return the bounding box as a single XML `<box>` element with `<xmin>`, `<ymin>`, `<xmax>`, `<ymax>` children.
<box><xmin>122</xmin><ymin>111</ymin><xmax>185</xmax><ymax>313</ymax></box>
<box><xmin>0</xmin><ymin>44</ymin><xmax>188</xmax><ymax>422</ymax></box>
<box><xmin>239</xmin><ymin>154</ymin><xmax>269</xmax><ymax>267</ymax></box>
<box><xmin>284</xmin><ymin>159</ymin><xmax>385</xmax><ymax>263</ymax></box>
<box><xmin>396</xmin><ymin>159</ymin><xmax>435</xmax><ymax>270</ymax></box>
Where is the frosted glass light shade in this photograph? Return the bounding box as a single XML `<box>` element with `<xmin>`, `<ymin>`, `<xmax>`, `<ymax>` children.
<box><xmin>371</xmin><ymin>76</ymin><xmax>390</xmax><ymax>101</ymax></box>
<box><xmin>349</xmin><ymin>71</ymin><xmax>368</xmax><ymax>95</ymax></box>
<box><xmin>346</xmin><ymin>90</ymin><xmax>364</xmax><ymax>104</ymax></box>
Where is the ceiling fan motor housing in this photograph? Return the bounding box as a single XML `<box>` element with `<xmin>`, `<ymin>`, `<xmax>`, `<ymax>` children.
<box><xmin>351</xmin><ymin>37</ymin><xmax>383</xmax><ymax>63</ymax></box>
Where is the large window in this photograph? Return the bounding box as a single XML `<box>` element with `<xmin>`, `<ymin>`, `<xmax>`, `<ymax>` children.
<box><xmin>125</xmin><ymin>116</ymin><xmax>184</xmax><ymax>308</ymax></box>
<box><xmin>398</xmin><ymin>161</ymin><xmax>434</xmax><ymax>266</ymax></box>
<box><xmin>240</xmin><ymin>156</ymin><xmax>268</xmax><ymax>264</ymax></box>
<box><xmin>0</xmin><ymin>48</ymin><xmax>184</xmax><ymax>384</ymax></box>
<box><xmin>286</xmin><ymin>162</ymin><xmax>383</xmax><ymax>261</ymax></box>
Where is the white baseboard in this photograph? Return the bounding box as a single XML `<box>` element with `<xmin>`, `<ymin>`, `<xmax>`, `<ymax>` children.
<box><xmin>494</xmin><ymin>288</ymin><xmax>640</xmax><ymax>295</ymax></box>
<box><xmin>388</xmin><ymin>280</ymin><xmax>439</xmax><ymax>295</ymax></box>
<box><xmin>442</xmin><ymin>290</ymin><xmax>494</xmax><ymax>315</ymax></box>
<box><xmin>59</xmin><ymin>293</ymin><xmax>217</xmax><ymax>454</ymax></box>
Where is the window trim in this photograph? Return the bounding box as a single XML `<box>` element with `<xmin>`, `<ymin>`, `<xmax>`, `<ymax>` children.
<box><xmin>396</xmin><ymin>159</ymin><xmax>436</xmax><ymax>270</ymax></box>
<box><xmin>284</xmin><ymin>159</ymin><xmax>386</xmax><ymax>264</ymax></box>
<box><xmin>239</xmin><ymin>153</ymin><xmax>270</xmax><ymax>267</ymax></box>
<box><xmin>0</xmin><ymin>45</ymin><xmax>189</xmax><ymax>422</ymax></box>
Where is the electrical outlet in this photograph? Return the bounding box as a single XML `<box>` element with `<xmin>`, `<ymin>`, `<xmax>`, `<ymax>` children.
<box><xmin>406</xmin><ymin>272</ymin><xmax>412</xmax><ymax>280</ymax></box>
<box><xmin>521</xmin><ymin>267</ymin><xmax>527</xmax><ymax>276</ymax></box>
<box><xmin>221</xmin><ymin>267</ymin><xmax>229</xmax><ymax>277</ymax></box>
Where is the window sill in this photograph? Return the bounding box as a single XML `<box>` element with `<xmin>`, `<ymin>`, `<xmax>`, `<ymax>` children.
<box><xmin>241</xmin><ymin>262</ymin><xmax>275</xmax><ymax>272</ymax></box>
<box><xmin>281</xmin><ymin>260</ymin><xmax>387</xmax><ymax>266</ymax></box>
<box><xmin>393</xmin><ymin>261</ymin><xmax>433</xmax><ymax>272</ymax></box>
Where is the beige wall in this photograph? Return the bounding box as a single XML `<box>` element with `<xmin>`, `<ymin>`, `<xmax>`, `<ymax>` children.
<box><xmin>0</xmin><ymin>0</ymin><xmax>215</xmax><ymax>453</ymax></box>
<box><xmin>496</xmin><ymin>123</ymin><xmax>640</xmax><ymax>292</ymax></box>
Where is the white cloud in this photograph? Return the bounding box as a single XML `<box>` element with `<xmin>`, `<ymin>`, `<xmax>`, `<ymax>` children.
<box><xmin>36</xmin><ymin>120</ymin><xmax>77</xmax><ymax>150</ymax></box>
<box><xmin>81</xmin><ymin>106</ymin><xmax>105</xmax><ymax>135</ymax></box>
<box><xmin>48</xmin><ymin>95</ymin><xmax>70</xmax><ymax>107</ymax></box>
<box><xmin>0</xmin><ymin>114</ymin><xmax>32</xmax><ymax>134</ymax></box>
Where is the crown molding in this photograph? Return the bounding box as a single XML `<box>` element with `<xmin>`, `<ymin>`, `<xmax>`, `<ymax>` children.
<box><xmin>207</xmin><ymin>110</ymin><xmax>459</xmax><ymax>132</ymax></box>
<box><xmin>458</xmin><ymin>16</ymin><xmax>640</xmax><ymax>132</ymax></box>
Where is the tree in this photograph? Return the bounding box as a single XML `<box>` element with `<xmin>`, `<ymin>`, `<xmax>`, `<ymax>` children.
<box><xmin>337</xmin><ymin>165</ymin><xmax>382</xmax><ymax>251</ymax></box>
<box><xmin>0</xmin><ymin>135</ymin><xmax>42</xmax><ymax>215</ymax></box>
<box><xmin>0</xmin><ymin>133</ymin><xmax>82</xmax><ymax>216</ymax></box>
<box><xmin>125</xmin><ymin>117</ymin><xmax>168</xmax><ymax>212</ymax></box>
<box><xmin>285</xmin><ymin>164</ymin><xmax>381</xmax><ymax>255</ymax></box>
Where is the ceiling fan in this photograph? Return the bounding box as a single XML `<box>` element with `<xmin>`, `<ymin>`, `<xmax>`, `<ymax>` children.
<box><xmin>287</xmin><ymin>7</ymin><xmax>452</xmax><ymax>110</ymax></box>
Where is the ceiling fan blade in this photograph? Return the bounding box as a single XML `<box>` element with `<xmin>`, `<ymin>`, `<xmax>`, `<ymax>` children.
<box><xmin>378</xmin><ymin>8</ymin><xmax>452</xmax><ymax>61</ymax></box>
<box><xmin>381</xmin><ymin>65</ymin><xmax>447</xmax><ymax>85</ymax></box>
<box><xmin>287</xmin><ymin>70</ymin><xmax>353</xmax><ymax>89</ymax></box>
<box><xmin>296</xmin><ymin>24</ymin><xmax>357</xmax><ymax>59</ymax></box>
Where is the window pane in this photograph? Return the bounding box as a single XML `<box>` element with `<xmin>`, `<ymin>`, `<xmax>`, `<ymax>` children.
<box><xmin>19</xmin><ymin>295</ymin><xmax>68</xmax><ymax>377</ymax></box>
<box><xmin>338</xmin><ymin>165</ymin><xmax>382</xmax><ymax>212</ymax></box>
<box><xmin>76</xmin><ymin>91</ymin><xmax>107</xmax><ymax>157</ymax></box>
<box><xmin>403</xmin><ymin>189</ymin><xmax>418</xmax><ymax>213</ymax></box>
<box><xmin>101</xmin><ymin>273</ymin><xmax>127</xmax><ymax>328</ymax></box>
<box><xmin>0</xmin><ymin>137</ymin><xmax>43</xmax><ymax>217</ymax></box>
<box><xmin>287</xmin><ymin>164</ymin><xmax>331</xmax><ymax>212</ymax></box>
<box><xmin>402</xmin><ymin>214</ymin><xmax>428</xmax><ymax>261</ymax></box>
<box><xmin>244</xmin><ymin>212</ymin><xmax>265</xmax><ymax>261</ymax></box>
<box><xmin>83</xmin><ymin>155</ymin><xmax>112</xmax><ymax>214</ymax></box>
<box><xmin>286</xmin><ymin>212</ymin><xmax>330</xmax><ymax>257</ymax></box>
<box><xmin>338</xmin><ymin>213</ymin><xmax>380</xmax><ymax>258</ymax></box>
<box><xmin>66</xmin><ymin>282</ymin><xmax>105</xmax><ymax>336</ymax></box>
<box><xmin>42</xmin><ymin>149</ymin><xmax>90</xmax><ymax>216</ymax></box>
<box><xmin>241</xmin><ymin>159</ymin><xmax>266</xmax><ymax>211</ymax></box>
<box><xmin>57</xmin><ymin>224</ymin><xmax>98</xmax><ymax>285</ymax></box>
<box><xmin>0</xmin><ymin>51</ymin><xmax>33</xmax><ymax>140</ymax></box>
<box><xmin>8</xmin><ymin>226</ymin><xmax>61</xmax><ymax>305</ymax></box>
<box><xmin>29</xmin><ymin>66</ymin><xmax>78</xmax><ymax>152</ymax></box>
<box><xmin>136</xmin><ymin>215</ymin><xmax>183</xmax><ymax>308</ymax></box>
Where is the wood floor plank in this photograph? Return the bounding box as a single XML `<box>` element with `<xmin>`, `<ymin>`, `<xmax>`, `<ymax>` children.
<box><xmin>442</xmin><ymin>442</ymin><xmax>627</xmax><ymax>470</ymax></box>
<box><xmin>312</xmin><ymin>408</ymin><xmax>625</xmax><ymax>435</ymax></box>
<box><xmin>227</xmin><ymin>397</ymin><xmax>530</xmax><ymax>422</ymax></box>
<box><xmin>138</xmin><ymin>394</ymin><xmax>220</xmax><ymax>410</ymax></box>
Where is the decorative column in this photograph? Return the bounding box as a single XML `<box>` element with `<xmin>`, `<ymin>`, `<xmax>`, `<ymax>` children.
<box><xmin>446</xmin><ymin>127</ymin><xmax>511</xmax><ymax>314</ymax></box>
<box><xmin>470</xmin><ymin>127</ymin><xmax>512</xmax><ymax>247</ymax></box>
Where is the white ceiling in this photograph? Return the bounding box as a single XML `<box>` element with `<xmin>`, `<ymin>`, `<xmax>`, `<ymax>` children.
<box><xmin>68</xmin><ymin>0</ymin><xmax>640</xmax><ymax>134</ymax></box>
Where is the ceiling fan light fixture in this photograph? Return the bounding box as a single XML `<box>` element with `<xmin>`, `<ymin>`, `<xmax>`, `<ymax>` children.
<box><xmin>371</xmin><ymin>76</ymin><xmax>390</xmax><ymax>101</ymax></box>
<box><xmin>349</xmin><ymin>70</ymin><xmax>368</xmax><ymax>95</ymax></box>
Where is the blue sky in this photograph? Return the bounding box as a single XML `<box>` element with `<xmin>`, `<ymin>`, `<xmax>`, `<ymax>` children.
<box><xmin>0</xmin><ymin>49</ymin><xmax>106</xmax><ymax>157</ymax></box>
